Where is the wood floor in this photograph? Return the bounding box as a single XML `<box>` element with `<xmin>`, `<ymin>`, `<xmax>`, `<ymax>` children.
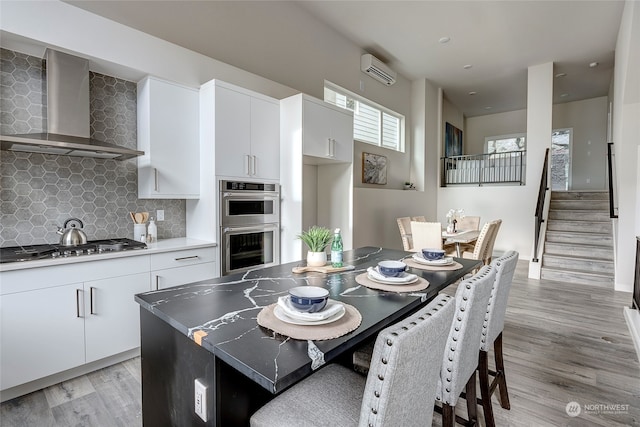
<box><xmin>2</xmin><ymin>260</ymin><xmax>639</xmax><ymax>426</ymax></box>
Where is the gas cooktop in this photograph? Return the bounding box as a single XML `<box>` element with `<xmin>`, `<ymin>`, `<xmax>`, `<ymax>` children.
<box><xmin>0</xmin><ymin>238</ymin><xmax>147</xmax><ymax>264</ymax></box>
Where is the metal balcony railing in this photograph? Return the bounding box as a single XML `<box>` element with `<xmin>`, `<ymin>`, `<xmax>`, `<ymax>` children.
<box><xmin>441</xmin><ymin>151</ymin><xmax>526</xmax><ymax>186</ymax></box>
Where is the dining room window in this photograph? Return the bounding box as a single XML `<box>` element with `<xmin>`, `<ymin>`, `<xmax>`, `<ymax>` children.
<box><xmin>324</xmin><ymin>81</ymin><xmax>404</xmax><ymax>152</ymax></box>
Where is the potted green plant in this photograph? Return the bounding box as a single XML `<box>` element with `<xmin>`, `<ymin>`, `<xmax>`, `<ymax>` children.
<box><xmin>297</xmin><ymin>226</ymin><xmax>333</xmax><ymax>266</ymax></box>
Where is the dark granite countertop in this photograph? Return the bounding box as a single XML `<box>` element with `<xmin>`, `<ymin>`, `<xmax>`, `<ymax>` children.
<box><xmin>135</xmin><ymin>246</ymin><xmax>481</xmax><ymax>393</ymax></box>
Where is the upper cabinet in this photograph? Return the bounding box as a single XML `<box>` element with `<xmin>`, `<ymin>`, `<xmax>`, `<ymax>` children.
<box><xmin>137</xmin><ymin>76</ymin><xmax>199</xmax><ymax>199</ymax></box>
<box><xmin>212</xmin><ymin>81</ymin><xmax>280</xmax><ymax>181</ymax></box>
<box><xmin>281</xmin><ymin>94</ymin><xmax>354</xmax><ymax>164</ymax></box>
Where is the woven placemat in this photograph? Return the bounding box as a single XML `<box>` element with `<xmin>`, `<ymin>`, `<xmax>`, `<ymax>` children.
<box><xmin>257</xmin><ymin>303</ymin><xmax>362</xmax><ymax>341</ymax></box>
<box><xmin>355</xmin><ymin>272</ymin><xmax>430</xmax><ymax>293</ymax></box>
<box><xmin>405</xmin><ymin>258</ymin><xmax>464</xmax><ymax>271</ymax></box>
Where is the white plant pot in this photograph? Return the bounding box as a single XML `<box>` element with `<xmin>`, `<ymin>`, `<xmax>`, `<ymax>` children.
<box><xmin>306</xmin><ymin>251</ymin><xmax>327</xmax><ymax>267</ymax></box>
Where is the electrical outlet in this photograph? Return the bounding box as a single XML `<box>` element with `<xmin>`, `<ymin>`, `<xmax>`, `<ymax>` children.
<box><xmin>157</xmin><ymin>210</ymin><xmax>164</xmax><ymax>221</ymax></box>
<box><xmin>195</xmin><ymin>378</ymin><xmax>208</xmax><ymax>421</ymax></box>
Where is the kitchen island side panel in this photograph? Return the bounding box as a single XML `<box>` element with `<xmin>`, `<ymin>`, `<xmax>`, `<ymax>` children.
<box><xmin>140</xmin><ymin>308</ymin><xmax>272</xmax><ymax>427</ymax></box>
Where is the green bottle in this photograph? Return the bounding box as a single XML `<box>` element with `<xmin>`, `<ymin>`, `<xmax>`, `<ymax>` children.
<box><xmin>331</xmin><ymin>228</ymin><xmax>343</xmax><ymax>268</ymax></box>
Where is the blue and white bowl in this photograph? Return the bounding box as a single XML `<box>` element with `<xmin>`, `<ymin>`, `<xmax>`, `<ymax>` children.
<box><xmin>422</xmin><ymin>248</ymin><xmax>445</xmax><ymax>260</ymax></box>
<box><xmin>377</xmin><ymin>260</ymin><xmax>407</xmax><ymax>277</ymax></box>
<box><xmin>288</xmin><ymin>286</ymin><xmax>329</xmax><ymax>313</ymax></box>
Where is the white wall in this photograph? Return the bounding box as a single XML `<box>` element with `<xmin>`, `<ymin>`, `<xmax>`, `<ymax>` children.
<box><xmin>612</xmin><ymin>0</ymin><xmax>640</xmax><ymax>292</ymax></box>
<box><xmin>465</xmin><ymin>110</ymin><xmax>528</xmax><ymax>154</ymax></box>
<box><xmin>553</xmin><ymin>97</ymin><xmax>608</xmax><ymax>190</ymax></box>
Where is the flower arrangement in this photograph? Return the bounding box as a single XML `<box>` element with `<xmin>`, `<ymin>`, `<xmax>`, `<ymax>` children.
<box><xmin>446</xmin><ymin>209</ymin><xmax>465</xmax><ymax>233</ymax></box>
<box><xmin>446</xmin><ymin>209</ymin><xmax>465</xmax><ymax>222</ymax></box>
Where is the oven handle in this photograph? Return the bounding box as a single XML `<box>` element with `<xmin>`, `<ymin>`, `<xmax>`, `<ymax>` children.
<box><xmin>223</xmin><ymin>225</ymin><xmax>279</xmax><ymax>233</ymax></box>
<box><xmin>222</xmin><ymin>192</ymin><xmax>279</xmax><ymax>199</ymax></box>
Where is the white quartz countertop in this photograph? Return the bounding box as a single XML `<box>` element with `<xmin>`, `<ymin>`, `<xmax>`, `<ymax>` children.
<box><xmin>0</xmin><ymin>238</ymin><xmax>217</xmax><ymax>272</ymax></box>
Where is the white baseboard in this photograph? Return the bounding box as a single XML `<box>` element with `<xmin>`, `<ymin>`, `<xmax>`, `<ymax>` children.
<box><xmin>623</xmin><ymin>307</ymin><xmax>640</xmax><ymax>364</ymax></box>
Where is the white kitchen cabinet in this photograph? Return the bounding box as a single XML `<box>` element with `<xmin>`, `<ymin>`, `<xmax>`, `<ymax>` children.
<box><xmin>137</xmin><ymin>76</ymin><xmax>200</xmax><ymax>199</ymax></box>
<box><xmin>150</xmin><ymin>246</ymin><xmax>217</xmax><ymax>290</ymax></box>
<box><xmin>0</xmin><ymin>256</ymin><xmax>150</xmax><ymax>391</ymax></box>
<box><xmin>0</xmin><ymin>283</ymin><xmax>86</xmax><ymax>390</ymax></box>
<box><xmin>210</xmin><ymin>80</ymin><xmax>280</xmax><ymax>181</ymax></box>
<box><xmin>84</xmin><ymin>272</ymin><xmax>150</xmax><ymax>363</ymax></box>
<box><xmin>280</xmin><ymin>93</ymin><xmax>354</xmax><ymax>264</ymax></box>
<box><xmin>301</xmin><ymin>96</ymin><xmax>354</xmax><ymax>163</ymax></box>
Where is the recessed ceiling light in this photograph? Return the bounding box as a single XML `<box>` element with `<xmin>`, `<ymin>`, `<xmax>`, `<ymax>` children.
<box><xmin>555</xmin><ymin>72</ymin><xmax>567</xmax><ymax>78</ymax></box>
<box><xmin>484</xmin><ymin>106</ymin><xmax>492</xmax><ymax>110</ymax></box>
<box><xmin>560</xmin><ymin>93</ymin><xmax>569</xmax><ymax>98</ymax></box>
<box><xmin>468</xmin><ymin>91</ymin><xmax>477</xmax><ymax>96</ymax></box>
<box><xmin>439</xmin><ymin>36</ymin><xmax>450</xmax><ymax>44</ymax></box>
<box><xmin>589</xmin><ymin>62</ymin><xmax>599</xmax><ymax>68</ymax></box>
<box><xmin>463</xmin><ymin>64</ymin><xmax>472</xmax><ymax>70</ymax></box>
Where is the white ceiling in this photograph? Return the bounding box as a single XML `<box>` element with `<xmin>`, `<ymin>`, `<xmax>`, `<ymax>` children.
<box><xmin>58</xmin><ymin>1</ymin><xmax>625</xmax><ymax>117</ymax></box>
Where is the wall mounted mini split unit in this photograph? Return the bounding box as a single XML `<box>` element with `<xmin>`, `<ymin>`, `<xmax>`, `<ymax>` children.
<box><xmin>360</xmin><ymin>54</ymin><xmax>397</xmax><ymax>86</ymax></box>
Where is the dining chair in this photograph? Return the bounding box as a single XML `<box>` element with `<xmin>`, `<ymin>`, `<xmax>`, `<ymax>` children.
<box><xmin>462</xmin><ymin>220</ymin><xmax>500</xmax><ymax>265</ymax></box>
<box><xmin>396</xmin><ymin>216</ymin><xmax>426</xmax><ymax>251</ymax></box>
<box><xmin>435</xmin><ymin>264</ymin><xmax>496</xmax><ymax>427</ymax></box>
<box><xmin>456</xmin><ymin>215</ymin><xmax>481</xmax><ymax>232</ymax></box>
<box><xmin>454</xmin><ymin>216</ymin><xmax>481</xmax><ymax>253</ymax></box>
<box><xmin>410</xmin><ymin>221</ymin><xmax>443</xmax><ymax>252</ymax></box>
<box><xmin>478</xmin><ymin>250</ymin><xmax>519</xmax><ymax>427</ymax></box>
<box><xmin>483</xmin><ymin>219</ymin><xmax>502</xmax><ymax>264</ymax></box>
<box><xmin>250</xmin><ymin>294</ymin><xmax>456</xmax><ymax>427</ymax></box>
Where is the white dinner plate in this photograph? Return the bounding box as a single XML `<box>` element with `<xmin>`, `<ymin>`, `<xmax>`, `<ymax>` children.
<box><xmin>273</xmin><ymin>304</ymin><xmax>346</xmax><ymax>325</ymax></box>
<box><xmin>367</xmin><ymin>272</ymin><xmax>420</xmax><ymax>286</ymax></box>
<box><xmin>412</xmin><ymin>254</ymin><xmax>454</xmax><ymax>266</ymax></box>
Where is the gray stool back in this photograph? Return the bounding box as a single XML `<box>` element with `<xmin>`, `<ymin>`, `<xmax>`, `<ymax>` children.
<box><xmin>478</xmin><ymin>250</ymin><xmax>519</xmax><ymax>427</ymax></box>
<box><xmin>436</xmin><ymin>264</ymin><xmax>496</xmax><ymax>426</ymax></box>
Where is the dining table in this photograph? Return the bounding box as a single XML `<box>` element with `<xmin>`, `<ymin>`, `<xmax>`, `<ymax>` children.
<box><xmin>135</xmin><ymin>246</ymin><xmax>482</xmax><ymax>426</ymax></box>
<box><xmin>442</xmin><ymin>229</ymin><xmax>481</xmax><ymax>257</ymax></box>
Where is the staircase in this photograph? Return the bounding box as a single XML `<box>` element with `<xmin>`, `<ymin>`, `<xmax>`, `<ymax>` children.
<box><xmin>541</xmin><ymin>191</ymin><xmax>614</xmax><ymax>287</ymax></box>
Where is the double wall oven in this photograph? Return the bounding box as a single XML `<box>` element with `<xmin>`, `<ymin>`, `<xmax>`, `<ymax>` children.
<box><xmin>220</xmin><ymin>180</ymin><xmax>280</xmax><ymax>276</ymax></box>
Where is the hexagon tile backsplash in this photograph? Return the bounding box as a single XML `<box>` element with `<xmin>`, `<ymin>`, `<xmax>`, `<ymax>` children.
<box><xmin>0</xmin><ymin>48</ymin><xmax>186</xmax><ymax>246</ymax></box>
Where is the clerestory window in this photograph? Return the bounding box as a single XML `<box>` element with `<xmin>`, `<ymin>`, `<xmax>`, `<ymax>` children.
<box><xmin>324</xmin><ymin>82</ymin><xmax>404</xmax><ymax>152</ymax></box>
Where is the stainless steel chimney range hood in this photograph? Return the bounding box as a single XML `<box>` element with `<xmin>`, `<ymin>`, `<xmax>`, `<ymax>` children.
<box><xmin>0</xmin><ymin>49</ymin><xmax>143</xmax><ymax>160</ymax></box>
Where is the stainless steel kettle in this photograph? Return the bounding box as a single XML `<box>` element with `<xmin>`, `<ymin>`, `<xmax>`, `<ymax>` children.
<box><xmin>56</xmin><ymin>218</ymin><xmax>88</xmax><ymax>246</ymax></box>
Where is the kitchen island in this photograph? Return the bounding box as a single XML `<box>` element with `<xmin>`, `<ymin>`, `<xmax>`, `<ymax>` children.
<box><xmin>135</xmin><ymin>247</ymin><xmax>481</xmax><ymax>426</ymax></box>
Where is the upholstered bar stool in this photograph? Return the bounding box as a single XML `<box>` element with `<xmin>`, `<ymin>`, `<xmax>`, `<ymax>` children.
<box><xmin>478</xmin><ymin>250</ymin><xmax>519</xmax><ymax>427</ymax></box>
<box><xmin>251</xmin><ymin>294</ymin><xmax>455</xmax><ymax>427</ymax></box>
<box><xmin>435</xmin><ymin>265</ymin><xmax>496</xmax><ymax>427</ymax></box>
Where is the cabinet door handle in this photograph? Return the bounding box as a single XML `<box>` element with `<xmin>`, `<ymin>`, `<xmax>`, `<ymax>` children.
<box><xmin>90</xmin><ymin>286</ymin><xmax>96</xmax><ymax>315</ymax></box>
<box><xmin>331</xmin><ymin>138</ymin><xmax>336</xmax><ymax>157</ymax></box>
<box><xmin>155</xmin><ymin>275</ymin><xmax>159</xmax><ymax>291</ymax></box>
<box><xmin>251</xmin><ymin>155</ymin><xmax>257</xmax><ymax>176</ymax></box>
<box><xmin>245</xmin><ymin>154</ymin><xmax>251</xmax><ymax>175</ymax></box>
<box><xmin>175</xmin><ymin>255</ymin><xmax>200</xmax><ymax>261</ymax></box>
<box><xmin>76</xmin><ymin>289</ymin><xmax>83</xmax><ymax>318</ymax></box>
<box><xmin>154</xmin><ymin>168</ymin><xmax>159</xmax><ymax>191</ymax></box>
<box><xmin>326</xmin><ymin>138</ymin><xmax>332</xmax><ymax>157</ymax></box>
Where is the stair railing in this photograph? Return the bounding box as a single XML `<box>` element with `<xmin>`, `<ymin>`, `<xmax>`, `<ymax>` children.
<box><xmin>607</xmin><ymin>142</ymin><xmax>618</xmax><ymax>218</ymax></box>
<box><xmin>532</xmin><ymin>148</ymin><xmax>550</xmax><ymax>262</ymax></box>
<box><xmin>440</xmin><ymin>150</ymin><xmax>526</xmax><ymax>186</ymax></box>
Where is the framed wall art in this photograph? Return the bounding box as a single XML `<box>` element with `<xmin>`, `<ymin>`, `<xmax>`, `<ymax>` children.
<box><xmin>362</xmin><ymin>152</ymin><xmax>387</xmax><ymax>185</ymax></box>
<box><xmin>445</xmin><ymin>122</ymin><xmax>463</xmax><ymax>157</ymax></box>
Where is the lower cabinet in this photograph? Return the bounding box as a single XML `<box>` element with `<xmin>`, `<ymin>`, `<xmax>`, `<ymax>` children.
<box><xmin>0</xmin><ymin>256</ymin><xmax>150</xmax><ymax>391</ymax></box>
<box><xmin>0</xmin><ymin>283</ymin><xmax>86</xmax><ymax>390</ymax></box>
<box><xmin>0</xmin><ymin>244</ymin><xmax>218</xmax><ymax>393</ymax></box>
<box><xmin>84</xmin><ymin>273</ymin><xmax>150</xmax><ymax>363</ymax></box>
<box><xmin>150</xmin><ymin>246</ymin><xmax>218</xmax><ymax>290</ymax></box>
